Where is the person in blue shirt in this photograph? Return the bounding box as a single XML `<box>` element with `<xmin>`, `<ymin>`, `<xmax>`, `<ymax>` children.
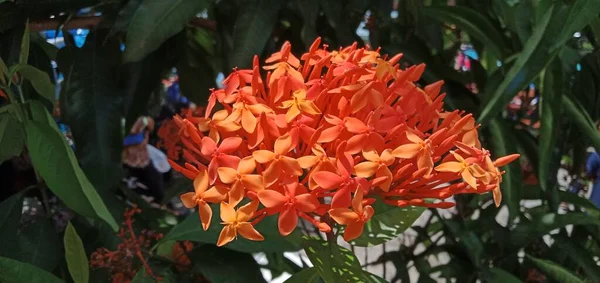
<box><xmin>586</xmin><ymin>147</ymin><xmax>600</xmax><ymax>208</ymax></box>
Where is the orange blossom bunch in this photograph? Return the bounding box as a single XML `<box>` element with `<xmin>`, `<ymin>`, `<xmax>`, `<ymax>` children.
<box><xmin>167</xmin><ymin>38</ymin><xmax>520</xmax><ymax>244</ymax></box>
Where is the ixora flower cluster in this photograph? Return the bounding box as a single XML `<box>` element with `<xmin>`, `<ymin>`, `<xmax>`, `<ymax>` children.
<box><xmin>167</xmin><ymin>38</ymin><xmax>519</xmax><ymax>245</ymax></box>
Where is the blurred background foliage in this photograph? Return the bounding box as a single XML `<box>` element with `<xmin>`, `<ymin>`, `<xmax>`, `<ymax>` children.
<box><xmin>2</xmin><ymin>0</ymin><xmax>600</xmax><ymax>282</ymax></box>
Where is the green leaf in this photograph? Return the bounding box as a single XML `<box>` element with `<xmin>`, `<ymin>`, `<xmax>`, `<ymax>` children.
<box><xmin>160</xmin><ymin>204</ymin><xmax>301</xmax><ymax>253</ymax></box>
<box><xmin>478</xmin><ymin>5</ymin><xmax>559</xmax><ymax>124</ymax></box>
<box><xmin>189</xmin><ymin>244</ymin><xmax>267</xmax><ymax>283</ymax></box>
<box><xmin>265</xmin><ymin>252</ymin><xmax>302</xmax><ymax>278</ymax></box>
<box><xmin>350</xmin><ymin>200</ymin><xmax>425</xmax><ymax>247</ymax></box>
<box><xmin>424</xmin><ymin>5</ymin><xmax>510</xmax><ymax>58</ymax></box>
<box><xmin>10</xmin><ymin>64</ymin><xmax>55</xmax><ymax>103</ymax></box>
<box><xmin>64</xmin><ymin>222</ymin><xmax>89</xmax><ymax>283</ymax></box>
<box><xmin>285</xmin><ymin>267</ymin><xmax>322</xmax><ymax>283</ymax></box>
<box><xmin>320</xmin><ymin>0</ymin><xmax>360</xmax><ymax>46</ymax></box>
<box><xmin>485</xmin><ymin>267</ymin><xmax>523</xmax><ymax>282</ymax></box>
<box><xmin>488</xmin><ymin>118</ymin><xmax>522</xmax><ymax>220</ymax></box>
<box><xmin>176</xmin><ymin>29</ymin><xmax>216</xmax><ymax>105</ymax></box>
<box><xmin>24</xmin><ymin>101</ymin><xmax>118</xmax><ymax>231</ymax></box>
<box><xmin>512</xmin><ymin>213</ymin><xmax>600</xmax><ymax>248</ymax></box>
<box><xmin>123</xmin><ymin>0</ymin><xmax>208</xmax><ymax>62</ymax></box>
<box><xmin>538</xmin><ymin>59</ymin><xmax>563</xmax><ymax>209</ymax></box>
<box><xmin>0</xmin><ymin>192</ymin><xmax>24</xmax><ymax>256</ymax></box>
<box><xmin>558</xmin><ymin>191</ymin><xmax>600</xmax><ymax>217</ymax></box>
<box><xmin>303</xmin><ymin>237</ymin><xmax>385</xmax><ymax>283</ymax></box>
<box><xmin>563</xmin><ymin>95</ymin><xmax>600</xmax><ymax>153</ymax></box>
<box><xmin>553</xmin><ymin>235</ymin><xmax>600</xmax><ymax>282</ymax></box>
<box><xmin>19</xmin><ymin>20</ymin><xmax>29</xmax><ymax>64</ymax></box>
<box><xmin>58</xmin><ymin>35</ymin><xmax>123</xmax><ymax>192</ymax></box>
<box><xmin>526</xmin><ymin>254</ymin><xmax>584</xmax><ymax>283</ymax></box>
<box><xmin>0</xmin><ymin>257</ymin><xmax>64</xmax><ymax>283</ymax></box>
<box><xmin>0</xmin><ymin>110</ymin><xmax>24</xmax><ymax>163</ymax></box>
<box><xmin>296</xmin><ymin>0</ymin><xmax>319</xmax><ymax>49</ymax></box>
<box><xmin>131</xmin><ymin>267</ymin><xmax>176</xmax><ymax>283</ymax></box>
<box><xmin>551</xmin><ymin>0</ymin><xmax>600</xmax><ymax>51</ymax></box>
<box><xmin>14</xmin><ymin>217</ymin><xmax>60</xmax><ymax>271</ymax></box>
<box><xmin>228</xmin><ymin>0</ymin><xmax>283</xmax><ymax>69</ymax></box>
<box><xmin>0</xmin><ymin>56</ymin><xmax>8</xmax><ymax>84</ymax></box>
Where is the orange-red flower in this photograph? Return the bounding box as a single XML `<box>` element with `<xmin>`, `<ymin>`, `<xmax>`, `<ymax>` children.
<box><xmin>217</xmin><ymin>201</ymin><xmax>264</xmax><ymax>247</ymax></box>
<box><xmin>168</xmin><ymin>38</ymin><xmax>520</xmax><ymax>245</ymax></box>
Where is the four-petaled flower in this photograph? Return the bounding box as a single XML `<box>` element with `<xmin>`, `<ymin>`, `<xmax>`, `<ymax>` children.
<box><xmin>329</xmin><ymin>187</ymin><xmax>374</xmax><ymax>241</ymax></box>
<box><xmin>217</xmin><ymin>201</ymin><xmax>265</xmax><ymax>247</ymax></box>
<box><xmin>180</xmin><ymin>169</ymin><xmax>228</xmax><ymax>230</ymax></box>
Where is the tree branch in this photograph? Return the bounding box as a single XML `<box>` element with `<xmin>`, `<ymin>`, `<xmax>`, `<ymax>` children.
<box><xmin>29</xmin><ymin>16</ymin><xmax>216</xmax><ymax>32</ymax></box>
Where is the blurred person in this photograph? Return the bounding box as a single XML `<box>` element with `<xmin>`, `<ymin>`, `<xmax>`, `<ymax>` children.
<box><xmin>123</xmin><ymin>116</ymin><xmax>166</xmax><ymax>203</ymax></box>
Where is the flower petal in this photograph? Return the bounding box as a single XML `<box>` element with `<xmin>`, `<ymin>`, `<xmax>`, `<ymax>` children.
<box><xmin>201</xmin><ymin>186</ymin><xmax>228</xmax><ymax>203</ymax></box>
<box><xmin>242</xmin><ymin>109</ymin><xmax>258</xmax><ymax>133</ymax></box>
<box><xmin>237</xmin><ymin>222</ymin><xmax>265</xmax><ymax>242</ymax></box>
<box><xmin>297</xmin><ymin>155</ymin><xmax>319</xmax><ymax>169</ymax></box>
<box><xmin>238</xmin><ymin>156</ymin><xmax>257</xmax><ymax>174</ymax></box>
<box><xmin>353</xmin><ymin>161</ymin><xmax>378</xmax><ymax>178</ymax></box>
<box><xmin>180</xmin><ymin>192</ymin><xmax>196</xmax><ymax>208</ymax></box>
<box><xmin>253</xmin><ymin>150</ymin><xmax>275</xmax><ymax>163</ymax></box>
<box><xmin>237</xmin><ymin>200</ymin><xmax>259</xmax><ymax>222</ymax></box>
<box><xmin>434</xmin><ymin>162</ymin><xmax>463</xmax><ymax>173</ymax></box>
<box><xmin>392</xmin><ymin>144</ymin><xmax>421</xmax><ymax>159</ymax></box>
<box><xmin>193</xmin><ymin>169</ymin><xmax>210</xmax><ymax>195</ymax></box>
<box><xmin>220</xmin><ymin>202</ymin><xmax>237</xmax><ymax>223</ymax></box>
<box><xmin>217</xmin><ymin>167</ymin><xmax>238</xmax><ymax>184</ymax></box>
<box><xmin>311</xmin><ymin>171</ymin><xmax>345</xmax><ymax>190</ymax></box>
<box><xmin>200</xmin><ymin>137</ymin><xmax>217</xmax><ymax>157</ymax></box>
<box><xmin>198</xmin><ymin>201</ymin><xmax>212</xmax><ymax>231</ymax></box>
<box><xmin>278</xmin><ymin>207</ymin><xmax>298</xmax><ymax>236</ymax></box>
<box><xmin>217</xmin><ymin>225</ymin><xmax>236</xmax><ymax>247</ymax></box>
<box><xmin>461</xmin><ymin>170</ymin><xmax>478</xmax><ymax>189</ymax></box>
<box><xmin>218</xmin><ymin>137</ymin><xmax>243</xmax><ymax>153</ymax></box>
<box><xmin>257</xmin><ymin>190</ymin><xmax>287</xmax><ymax>208</ymax></box>
<box><xmin>328</xmin><ymin>208</ymin><xmax>358</xmax><ymax>225</ymax></box>
<box><xmin>274</xmin><ymin>134</ymin><xmax>294</xmax><ymax>155</ymax></box>
<box><xmin>241</xmin><ymin>175</ymin><xmax>264</xmax><ymax>192</ymax></box>
<box><xmin>343</xmin><ymin>222</ymin><xmax>365</xmax><ymax>242</ymax></box>
<box><xmin>294</xmin><ymin>194</ymin><xmax>319</xmax><ymax>212</ymax></box>
<box><xmin>229</xmin><ymin>182</ymin><xmax>245</xmax><ymax>206</ymax></box>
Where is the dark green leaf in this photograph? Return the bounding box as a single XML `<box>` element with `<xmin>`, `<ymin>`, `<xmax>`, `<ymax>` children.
<box><xmin>176</xmin><ymin>29</ymin><xmax>216</xmax><ymax>105</ymax></box>
<box><xmin>13</xmin><ymin>217</ymin><xmax>60</xmax><ymax>271</ymax></box>
<box><xmin>64</xmin><ymin>222</ymin><xmax>89</xmax><ymax>283</ymax></box>
<box><xmin>554</xmin><ymin>235</ymin><xmax>600</xmax><ymax>282</ymax></box>
<box><xmin>296</xmin><ymin>0</ymin><xmax>319</xmax><ymax>49</ymax></box>
<box><xmin>0</xmin><ymin>192</ymin><xmax>24</xmax><ymax>256</ymax></box>
<box><xmin>59</xmin><ymin>34</ymin><xmax>123</xmax><ymax>193</ymax></box>
<box><xmin>485</xmin><ymin>267</ymin><xmax>523</xmax><ymax>282</ymax></box>
<box><xmin>265</xmin><ymin>252</ymin><xmax>302</xmax><ymax>278</ymax></box>
<box><xmin>512</xmin><ymin>213</ymin><xmax>600</xmax><ymax>248</ymax></box>
<box><xmin>132</xmin><ymin>267</ymin><xmax>176</xmax><ymax>283</ymax></box>
<box><xmin>526</xmin><ymin>254</ymin><xmax>584</xmax><ymax>283</ymax></box>
<box><xmin>285</xmin><ymin>267</ymin><xmax>322</xmax><ymax>283</ymax></box>
<box><xmin>488</xmin><ymin>118</ymin><xmax>522</xmax><ymax>221</ymax></box>
<box><xmin>160</xmin><ymin>204</ymin><xmax>301</xmax><ymax>253</ymax></box>
<box><xmin>0</xmin><ymin>110</ymin><xmax>24</xmax><ymax>163</ymax></box>
<box><xmin>538</xmin><ymin>59</ymin><xmax>563</xmax><ymax>209</ymax></box>
<box><xmin>190</xmin><ymin>244</ymin><xmax>266</xmax><ymax>283</ymax></box>
<box><xmin>303</xmin><ymin>237</ymin><xmax>385</xmax><ymax>283</ymax></box>
<box><xmin>424</xmin><ymin>5</ymin><xmax>510</xmax><ymax>58</ymax></box>
<box><xmin>10</xmin><ymin>64</ymin><xmax>55</xmax><ymax>103</ymax></box>
<box><xmin>558</xmin><ymin>191</ymin><xmax>600</xmax><ymax>217</ymax></box>
<box><xmin>320</xmin><ymin>0</ymin><xmax>361</xmax><ymax>46</ymax></box>
<box><xmin>551</xmin><ymin>0</ymin><xmax>600</xmax><ymax>51</ymax></box>
<box><xmin>563</xmin><ymin>95</ymin><xmax>600</xmax><ymax>152</ymax></box>
<box><xmin>24</xmin><ymin>101</ymin><xmax>118</xmax><ymax>231</ymax></box>
<box><xmin>350</xmin><ymin>200</ymin><xmax>424</xmax><ymax>247</ymax></box>
<box><xmin>19</xmin><ymin>20</ymin><xmax>29</xmax><ymax>65</ymax></box>
<box><xmin>229</xmin><ymin>0</ymin><xmax>283</xmax><ymax>69</ymax></box>
<box><xmin>478</xmin><ymin>5</ymin><xmax>559</xmax><ymax>123</ymax></box>
<box><xmin>123</xmin><ymin>0</ymin><xmax>208</xmax><ymax>62</ymax></box>
<box><xmin>0</xmin><ymin>257</ymin><xmax>64</xmax><ymax>283</ymax></box>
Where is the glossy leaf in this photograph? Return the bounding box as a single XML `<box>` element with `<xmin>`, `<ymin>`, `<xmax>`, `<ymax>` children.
<box><xmin>350</xmin><ymin>200</ymin><xmax>425</xmax><ymax>247</ymax></box>
<box><xmin>19</xmin><ymin>20</ymin><xmax>28</xmax><ymax>64</ymax></box>
<box><xmin>24</xmin><ymin>101</ymin><xmax>118</xmax><ymax>231</ymax></box>
<box><xmin>303</xmin><ymin>237</ymin><xmax>386</xmax><ymax>283</ymax></box>
<box><xmin>10</xmin><ymin>64</ymin><xmax>55</xmax><ymax>103</ymax></box>
<box><xmin>0</xmin><ymin>110</ymin><xmax>24</xmax><ymax>163</ymax></box>
<box><xmin>488</xmin><ymin>118</ymin><xmax>522</xmax><ymax>221</ymax></box>
<box><xmin>526</xmin><ymin>255</ymin><xmax>584</xmax><ymax>283</ymax></box>
<box><xmin>64</xmin><ymin>222</ymin><xmax>89</xmax><ymax>283</ymax></box>
<box><xmin>424</xmin><ymin>5</ymin><xmax>510</xmax><ymax>58</ymax></box>
<box><xmin>485</xmin><ymin>267</ymin><xmax>523</xmax><ymax>282</ymax></box>
<box><xmin>0</xmin><ymin>256</ymin><xmax>64</xmax><ymax>283</ymax></box>
<box><xmin>563</xmin><ymin>95</ymin><xmax>600</xmax><ymax>152</ymax></box>
<box><xmin>159</xmin><ymin>204</ymin><xmax>301</xmax><ymax>253</ymax></box>
<box><xmin>553</xmin><ymin>235</ymin><xmax>600</xmax><ymax>282</ymax></box>
<box><xmin>123</xmin><ymin>0</ymin><xmax>208</xmax><ymax>62</ymax></box>
<box><xmin>285</xmin><ymin>267</ymin><xmax>322</xmax><ymax>283</ymax></box>
<box><xmin>228</xmin><ymin>0</ymin><xmax>283</xmax><ymax>69</ymax></box>
<box><xmin>58</xmin><ymin>34</ymin><xmax>123</xmax><ymax>192</ymax></box>
<box><xmin>189</xmin><ymin>244</ymin><xmax>267</xmax><ymax>283</ymax></box>
<box><xmin>478</xmin><ymin>5</ymin><xmax>557</xmax><ymax>124</ymax></box>
<box><xmin>14</xmin><ymin>217</ymin><xmax>60</xmax><ymax>271</ymax></box>
<box><xmin>551</xmin><ymin>0</ymin><xmax>600</xmax><ymax>51</ymax></box>
<box><xmin>512</xmin><ymin>213</ymin><xmax>600</xmax><ymax>248</ymax></box>
<box><xmin>0</xmin><ymin>192</ymin><xmax>24</xmax><ymax>256</ymax></box>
